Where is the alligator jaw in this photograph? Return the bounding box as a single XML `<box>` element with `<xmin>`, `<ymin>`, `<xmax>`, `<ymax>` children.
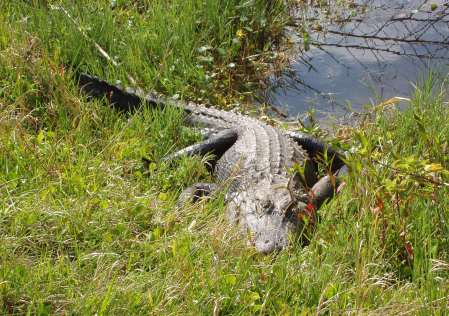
<box><xmin>252</xmin><ymin>215</ymin><xmax>290</xmax><ymax>253</ymax></box>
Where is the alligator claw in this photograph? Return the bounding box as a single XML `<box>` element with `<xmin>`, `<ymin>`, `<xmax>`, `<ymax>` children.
<box><xmin>178</xmin><ymin>183</ymin><xmax>217</xmax><ymax>206</ymax></box>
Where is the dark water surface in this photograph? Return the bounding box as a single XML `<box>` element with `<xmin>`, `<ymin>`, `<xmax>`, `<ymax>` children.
<box><xmin>267</xmin><ymin>0</ymin><xmax>449</xmax><ymax>119</ymax></box>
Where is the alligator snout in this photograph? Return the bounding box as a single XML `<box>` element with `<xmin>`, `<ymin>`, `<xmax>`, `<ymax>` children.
<box><xmin>251</xmin><ymin>213</ymin><xmax>291</xmax><ymax>254</ymax></box>
<box><xmin>227</xmin><ymin>181</ymin><xmax>309</xmax><ymax>254</ymax></box>
<box><xmin>254</xmin><ymin>232</ymin><xmax>287</xmax><ymax>253</ymax></box>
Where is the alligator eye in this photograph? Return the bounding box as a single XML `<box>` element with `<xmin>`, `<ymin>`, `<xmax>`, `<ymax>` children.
<box><xmin>284</xmin><ymin>201</ymin><xmax>299</xmax><ymax>221</ymax></box>
<box><xmin>261</xmin><ymin>200</ymin><xmax>275</xmax><ymax>214</ymax></box>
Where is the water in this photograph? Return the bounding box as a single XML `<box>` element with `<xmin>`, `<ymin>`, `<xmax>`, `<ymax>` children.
<box><xmin>266</xmin><ymin>0</ymin><xmax>449</xmax><ymax>119</ymax></box>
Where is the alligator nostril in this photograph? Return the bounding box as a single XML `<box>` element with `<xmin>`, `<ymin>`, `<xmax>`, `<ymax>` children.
<box><xmin>255</xmin><ymin>238</ymin><xmax>277</xmax><ymax>253</ymax></box>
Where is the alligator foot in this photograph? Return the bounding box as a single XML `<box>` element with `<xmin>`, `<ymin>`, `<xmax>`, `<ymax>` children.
<box><xmin>178</xmin><ymin>183</ymin><xmax>218</xmax><ymax>205</ymax></box>
<box><xmin>309</xmin><ymin>165</ymin><xmax>348</xmax><ymax>209</ymax></box>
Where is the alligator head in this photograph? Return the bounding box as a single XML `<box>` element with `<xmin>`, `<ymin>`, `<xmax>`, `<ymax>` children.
<box><xmin>227</xmin><ymin>177</ymin><xmax>309</xmax><ymax>254</ymax></box>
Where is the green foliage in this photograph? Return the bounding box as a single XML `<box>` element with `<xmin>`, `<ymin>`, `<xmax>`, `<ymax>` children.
<box><xmin>0</xmin><ymin>0</ymin><xmax>287</xmax><ymax>108</ymax></box>
<box><xmin>317</xmin><ymin>73</ymin><xmax>449</xmax><ymax>311</ymax></box>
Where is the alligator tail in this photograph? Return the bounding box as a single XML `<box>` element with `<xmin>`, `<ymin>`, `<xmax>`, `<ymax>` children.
<box><xmin>75</xmin><ymin>72</ymin><xmax>164</xmax><ymax>112</ymax></box>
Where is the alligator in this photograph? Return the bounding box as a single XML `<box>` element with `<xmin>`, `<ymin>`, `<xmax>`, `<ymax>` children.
<box><xmin>76</xmin><ymin>73</ymin><xmax>345</xmax><ymax>253</ymax></box>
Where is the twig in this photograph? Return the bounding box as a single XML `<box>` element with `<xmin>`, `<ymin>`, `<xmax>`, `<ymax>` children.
<box><xmin>326</xmin><ymin>29</ymin><xmax>449</xmax><ymax>46</ymax></box>
<box><xmin>310</xmin><ymin>41</ymin><xmax>449</xmax><ymax>60</ymax></box>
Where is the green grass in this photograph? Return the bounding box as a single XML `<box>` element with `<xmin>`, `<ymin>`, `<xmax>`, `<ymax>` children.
<box><xmin>0</xmin><ymin>0</ymin><xmax>287</xmax><ymax>107</ymax></box>
<box><xmin>1</xmin><ymin>1</ymin><xmax>449</xmax><ymax>315</ymax></box>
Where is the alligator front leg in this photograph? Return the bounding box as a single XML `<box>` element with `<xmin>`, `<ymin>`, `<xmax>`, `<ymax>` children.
<box><xmin>178</xmin><ymin>183</ymin><xmax>218</xmax><ymax>205</ymax></box>
<box><xmin>163</xmin><ymin>129</ymin><xmax>238</xmax><ymax>164</ymax></box>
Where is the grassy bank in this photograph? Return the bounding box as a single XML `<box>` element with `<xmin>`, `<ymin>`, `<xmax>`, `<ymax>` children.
<box><xmin>1</xmin><ymin>1</ymin><xmax>449</xmax><ymax>315</ymax></box>
<box><xmin>1</xmin><ymin>0</ymin><xmax>288</xmax><ymax>107</ymax></box>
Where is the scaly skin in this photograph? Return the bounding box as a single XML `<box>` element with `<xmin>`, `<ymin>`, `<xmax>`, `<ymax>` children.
<box><xmin>77</xmin><ymin>73</ymin><xmax>342</xmax><ymax>253</ymax></box>
<box><xmin>182</xmin><ymin>105</ymin><xmax>310</xmax><ymax>253</ymax></box>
